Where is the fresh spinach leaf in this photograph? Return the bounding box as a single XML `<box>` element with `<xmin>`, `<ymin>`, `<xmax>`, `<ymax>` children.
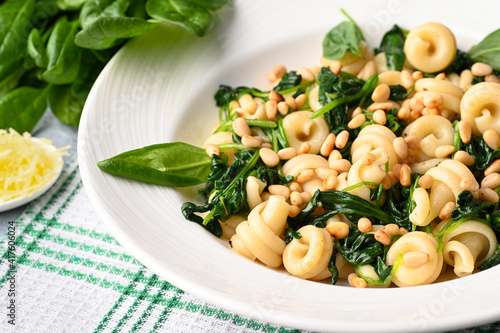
<box><xmin>43</xmin><ymin>17</ymin><xmax>81</xmax><ymax>84</ymax></box>
<box><xmin>273</xmin><ymin>71</ymin><xmax>301</xmax><ymax>92</ymax></box>
<box><xmin>75</xmin><ymin>16</ymin><xmax>155</xmax><ymax>50</ymax></box>
<box><xmin>56</xmin><ymin>0</ymin><xmax>86</xmax><ymax>11</ymax></box>
<box><xmin>97</xmin><ymin>142</ymin><xmax>213</xmax><ymax>187</ymax></box>
<box><xmin>322</xmin><ymin>20</ymin><xmax>363</xmax><ymax>60</ymax></box>
<box><xmin>72</xmin><ymin>49</ymin><xmax>107</xmax><ymax>99</ymax></box>
<box><xmin>27</xmin><ymin>28</ymin><xmax>48</xmax><ymax>68</ymax></box>
<box><xmin>190</xmin><ymin>0</ymin><xmax>229</xmax><ymax>11</ymax></box>
<box><xmin>48</xmin><ymin>84</ymin><xmax>85</xmax><ymax>126</ymax></box>
<box><xmin>376</xmin><ymin>24</ymin><xmax>406</xmax><ymax>71</ymax></box>
<box><xmin>79</xmin><ymin>0</ymin><xmax>129</xmax><ymax>30</ymax></box>
<box><xmin>0</xmin><ymin>86</ymin><xmax>49</xmax><ymax>133</ymax></box>
<box><xmin>0</xmin><ymin>58</ymin><xmax>23</xmax><ymax>97</ymax></box>
<box><xmin>467</xmin><ymin>28</ymin><xmax>500</xmax><ymax>72</ymax></box>
<box><xmin>336</xmin><ymin>226</ymin><xmax>384</xmax><ymax>266</ymax></box>
<box><xmin>146</xmin><ymin>0</ymin><xmax>213</xmax><ymax>37</ymax></box>
<box><xmin>0</xmin><ymin>0</ymin><xmax>36</xmax><ymax>64</ymax></box>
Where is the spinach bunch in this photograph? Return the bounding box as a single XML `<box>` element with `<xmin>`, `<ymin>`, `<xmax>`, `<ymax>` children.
<box><xmin>468</xmin><ymin>28</ymin><xmax>500</xmax><ymax>72</ymax></box>
<box><xmin>322</xmin><ymin>9</ymin><xmax>364</xmax><ymax>60</ymax></box>
<box><xmin>0</xmin><ymin>0</ymin><xmax>229</xmax><ymax>133</ymax></box>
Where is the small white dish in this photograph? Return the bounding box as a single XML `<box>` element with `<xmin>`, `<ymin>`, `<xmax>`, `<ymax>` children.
<box><xmin>0</xmin><ymin>138</ymin><xmax>63</xmax><ymax>212</ymax></box>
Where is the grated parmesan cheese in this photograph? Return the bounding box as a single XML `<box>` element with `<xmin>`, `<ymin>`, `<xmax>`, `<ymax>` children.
<box><xmin>0</xmin><ymin>129</ymin><xmax>69</xmax><ymax>203</ymax></box>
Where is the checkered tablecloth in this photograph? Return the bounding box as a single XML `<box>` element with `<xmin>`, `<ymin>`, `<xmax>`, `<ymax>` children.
<box><xmin>1</xmin><ymin>155</ymin><xmax>499</xmax><ymax>332</ymax></box>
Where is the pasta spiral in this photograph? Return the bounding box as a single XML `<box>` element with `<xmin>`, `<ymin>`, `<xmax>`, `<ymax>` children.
<box><xmin>350</xmin><ymin>124</ymin><xmax>398</xmax><ymax>168</ymax></box>
<box><xmin>404</xmin><ymin>22</ymin><xmax>457</xmax><ymax>73</ymax></box>
<box><xmin>282</xmin><ymin>111</ymin><xmax>329</xmax><ymax>154</ymax></box>
<box><xmin>402</xmin><ymin>115</ymin><xmax>454</xmax><ymax>160</ymax></box>
<box><xmin>282</xmin><ymin>154</ymin><xmax>330</xmax><ymax>195</ymax></box>
<box><xmin>386</xmin><ymin>231</ymin><xmax>444</xmax><ymax>287</ymax></box>
<box><xmin>460</xmin><ymin>82</ymin><xmax>500</xmax><ymax>136</ymax></box>
<box><xmin>441</xmin><ymin>220</ymin><xmax>498</xmax><ymax>277</ymax></box>
<box><xmin>282</xmin><ymin>225</ymin><xmax>334</xmax><ymax>280</ymax></box>
<box><xmin>230</xmin><ymin>195</ymin><xmax>290</xmax><ymax>268</ymax></box>
<box><xmin>410</xmin><ymin>159</ymin><xmax>476</xmax><ymax>226</ymax></box>
<box><xmin>347</xmin><ymin>147</ymin><xmax>388</xmax><ymax>201</ymax></box>
<box><xmin>413</xmin><ymin>78</ymin><xmax>464</xmax><ymax>118</ymax></box>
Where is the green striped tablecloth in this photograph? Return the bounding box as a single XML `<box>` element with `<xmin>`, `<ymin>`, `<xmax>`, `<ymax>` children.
<box><xmin>0</xmin><ymin>156</ymin><xmax>499</xmax><ymax>332</ymax></box>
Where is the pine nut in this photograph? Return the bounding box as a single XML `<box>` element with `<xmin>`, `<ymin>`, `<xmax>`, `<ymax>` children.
<box><xmin>288</xmin><ymin>205</ymin><xmax>301</xmax><ymax>217</ymax></box>
<box><xmin>326</xmin><ymin>221</ymin><xmax>349</xmax><ymax>239</ymax></box>
<box><xmin>477</xmin><ymin>188</ymin><xmax>500</xmax><ymax>202</ymax></box>
<box><xmin>329</xmin><ymin>60</ymin><xmax>342</xmax><ymax>74</ymax></box>
<box><xmin>438</xmin><ymin>201</ymin><xmax>456</xmax><ymax>220</ymax></box>
<box><xmin>273</xmin><ymin>64</ymin><xmax>287</xmax><ymax>79</ymax></box>
<box><xmin>372</xmin><ymin>84</ymin><xmax>391</xmax><ymax>103</ymax></box>
<box><xmin>348</xmin><ymin>113</ymin><xmax>366</xmax><ymax>129</ymax></box>
<box><xmin>412</xmin><ymin>71</ymin><xmax>423</xmax><ymax>81</ymax></box>
<box><xmin>297</xmin><ymin>67</ymin><xmax>315</xmax><ymax>82</ymax></box>
<box><xmin>295</xmin><ymin>94</ymin><xmax>306</xmax><ymax>109</ymax></box>
<box><xmin>310</xmin><ymin>66</ymin><xmax>321</xmax><ymax>75</ymax></box>
<box><xmin>328</xmin><ymin>150</ymin><xmax>343</xmax><ymax>163</ymax></box>
<box><xmin>362</xmin><ymin>152</ymin><xmax>376</xmax><ymax>165</ymax></box>
<box><xmin>409</xmin><ymin>109</ymin><xmax>421</xmax><ymax>122</ymax></box>
<box><xmin>485</xmin><ymin>74</ymin><xmax>500</xmax><ymax>84</ymax></box>
<box><xmin>261</xmin><ymin>143</ymin><xmax>273</xmax><ymax>149</ymax></box>
<box><xmin>374</xmin><ymin>230</ymin><xmax>391</xmax><ymax>246</ymax></box>
<box><xmin>320</xmin><ymin>133</ymin><xmax>336</xmax><ymax>157</ymax></box>
<box><xmin>285</xmin><ymin>96</ymin><xmax>298</xmax><ymax>111</ymax></box>
<box><xmin>335</xmin><ymin>130</ymin><xmax>349</xmax><ymax>149</ymax></box>
<box><xmin>296</xmin><ymin>169</ymin><xmax>315</xmax><ymax>183</ymax></box>
<box><xmin>266</xmin><ymin>73</ymin><xmax>277</xmax><ymax>82</ymax></box>
<box><xmin>351</xmin><ymin>106</ymin><xmax>363</xmax><ymax>118</ymax></box>
<box><xmin>435</xmin><ymin>145</ymin><xmax>455</xmax><ymax>158</ymax></box>
<box><xmin>421</xmin><ymin>107</ymin><xmax>440</xmax><ymax>116</ymax></box>
<box><xmin>481</xmin><ymin>173</ymin><xmax>500</xmax><ymax>189</ymax></box>
<box><xmin>289</xmin><ymin>182</ymin><xmax>302</xmax><ymax>192</ymax></box>
<box><xmin>483</xmin><ymin>129</ymin><xmax>500</xmax><ymax>150</ymax></box>
<box><xmin>384</xmin><ymin>224</ymin><xmax>400</xmax><ymax>236</ymax></box>
<box><xmin>315</xmin><ymin>167</ymin><xmax>338</xmax><ymax>180</ymax></box>
<box><xmin>261</xmin><ymin>191</ymin><xmax>271</xmax><ymax>202</ymax></box>
<box><xmin>289</xmin><ymin>191</ymin><xmax>303</xmax><ymax>206</ymax></box>
<box><xmin>392</xmin><ymin>164</ymin><xmax>402</xmax><ymax>178</ymax></box>
<box><xmin>471</xmin><ymin>62</ymin><xmax>493</xmax><ymax>77</ymax></box>
<box><xmin>352</xmin><ymin>276</ymin><xmax>368</xmax><ymax>288</ymax></box>
<box><xmin>297</xmin><ymin>142</ymin><xmax>311</xmax><ymax>155</ymax></box>
<box><xmin>399</xmin><ymin>227</ymin><xmax>409</xmax><ymax>235</ymax></box>
<box><xmin>323</xmin><ymin>174</ymin><xmax>339</xmax><ymax>190</ymax></box>
<box><xmin>242</xmin><ymin>135</ymin><xmax>262</xmax><ymax>148</ymax></box>
<box><xmin>373</xmin><ymin>110</ymin><xmax>387</xmax><ymax>125</ymax></box>
<box><xmin>401</xmin><ymin>70</ymin><xmax>414</xmax><ymax>90</ymax></box>
<box><xmin>485</xmin><ymin>160</ymin><xmax>500</xmax><ymax>176</ymax></box>
<box><xmin>265</xmin><ymin>100</ymin><xmax>278</xmax><ymax>120</ymax></box>
<box><xmin>277</xmin><ymin>101</ymin><xmax>289</xmax><ymax>115</ymax></box>
<box><xmin>329</xmin><ymin>159</ymin><xmax>351</xmax><ymax>173</ymax></box>
<box><xmin>259</xmin><ymin>147</ymin><xmax>280</xmax><ymax>167</ymax></box>
<box><xmin>268</xmin><ymin>185</ymin><xmax>290</xmax><ymax>200</ymax></box>
<box><xmin>367</xmin><ymin>102</ymin><xmax>394</xmax><ymax>112</ymax></box>
<box><xmin>458</xmin><ymin>120</ymin><xmax>472</xmax><ymax>144</ymax></box>
<box><xmin>400</xmin><ymin>164</ymin><xmax>412</xmax><ymax>187</ymax></box>
<box><xmin>397</xmin><ymin>106</ymin><xmax>410</xmax><ymax>120</ymax></box>
<box><xmin>453</xmin><ymin>150</ymin><xmax>475</xmax><ymax>166</ymax></box>
<box><xmin>409</xmin><ymin>98</ymin><xmax>424</xmax><ymax>112</ymax></box>
<box><xmin>447</xmin><ymin>72</ymin><xmax>460</xmax><ymax>86</ymax></box>
<box><xmin>403</xmin><ymin>251</ymin><xmax>430</xmax><ymax>267</ymax></box>
<box><xmin>268</xmin><ymin>90</ymin><xmax>284</xmax><ymax>102</ymax></box>
<box><xmin>418</xmin><ymin>174</ymin><xmax>434</xmax><ymax>189</ymax></box>
<box><xmin>460</xmin><ymin>177</ymin><xmax>479</xmax><ymax>192</ymax></box>
<box><xmin>229</xmin><ymin>100</ymin><xmax>240</xmax><ymax>111</ymax></box>
<box><xmin>393</xmin><ymin>137</ymin><xmax>409</xmax><ymax>159</ymax></box>
<box><xmin>233</xmin><ymin>117</ymin><xmax>251</xmax><ymax>137</ymax></box>
<box><xmin>435</xmin><ymin>73</ymin><xmax>446</xmax><ymax>80</ymax></box>
<box><xmin>205</xmin><ymin>144</ymin><xmax>219</xmax><ymax>157</ymax></box>
<box><xmin>301</xmin><ymin>191</ymin><xmax>312</xmax><ymax>203</ymax></box>
<box><xmin>421</xmin><ymin>92</ymin><xmax>444</xmax><ymax>107</ymax></box>
<box><xmin>358</xmin><ymin>217</ymin><xmax>372</xmax><ymax>233</ymax></box>
<box><xmin>381</xmin><ymin>174</ymin><xmax>392</xmax><ymax>190</ymax></box>
<box><xmin>277</xmin><ymin>147</ymin><xmax>297</xmax><ymax>160</ymax></box>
